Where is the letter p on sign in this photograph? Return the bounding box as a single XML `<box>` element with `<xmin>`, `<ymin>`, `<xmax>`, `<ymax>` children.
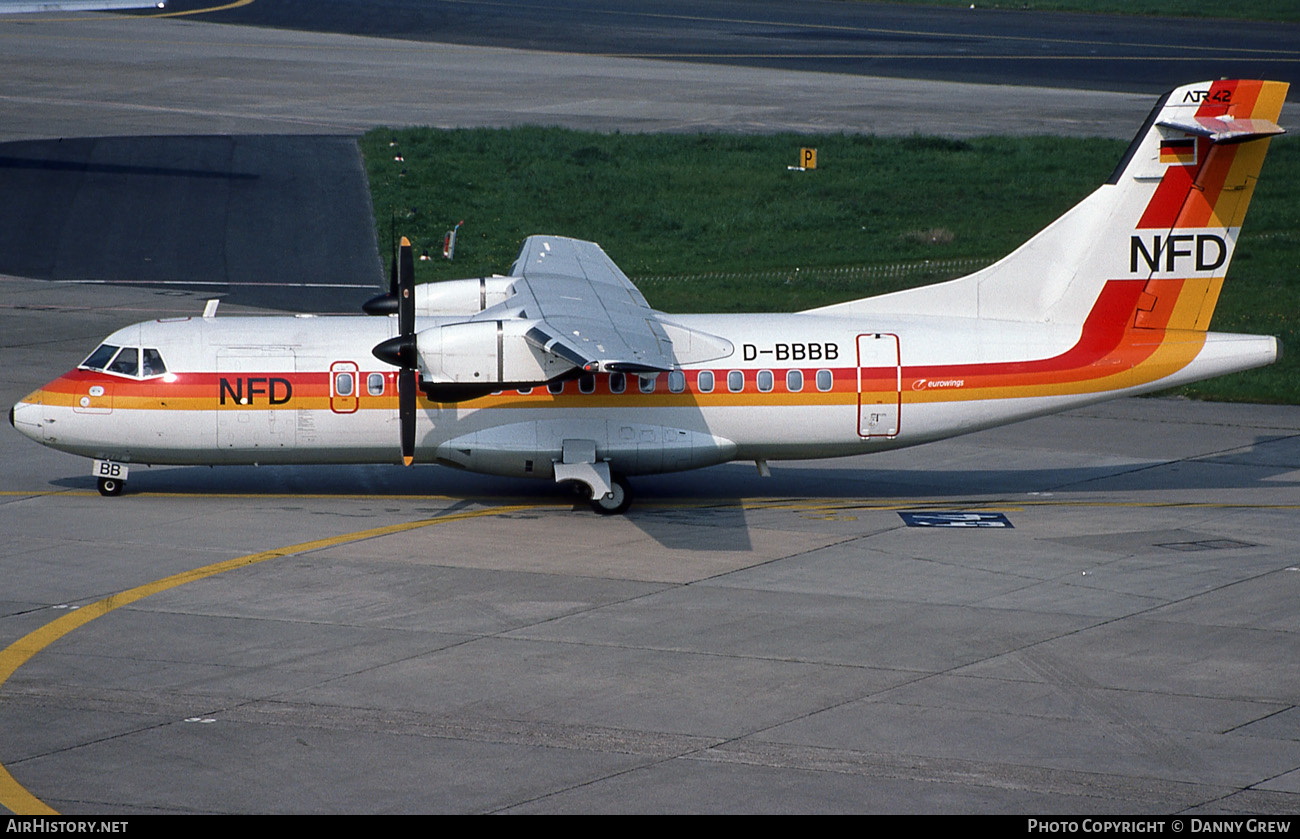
<box><xmin>801</xmin><ymin>148</ymin><xmax>817</xmax><ymax>169</ymax></box>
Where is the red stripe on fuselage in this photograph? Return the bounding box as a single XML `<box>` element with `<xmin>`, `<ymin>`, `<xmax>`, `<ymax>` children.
<box><xmin>36</xmin><ymin>280</ymin><xmax>1186</xmax><ymax>409</ymax></box>
<box><xmin>908</xmin><ymin>280</ymin><xmax>1156</xmax><ymax>388</ymax></box>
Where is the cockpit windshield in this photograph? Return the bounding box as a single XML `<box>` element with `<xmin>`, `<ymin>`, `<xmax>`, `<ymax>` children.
<box><xmin>80</xmin><ymin>344</ymin><xmax>119</xmax><ymax>371</ymax></box>
<box><xmin>107</xmin><ymin>347</ymin><xmax>138</xmax><ymax>376</ymax></box>
<box><xmin>142</xmin><ymin>348</ymin><xmax>167</xmax><ymax>376</ymax></box>
<box><xmin>80</xmin><ymin>344</ymin><xmax>168</xmax><ymax>378</ymax></box>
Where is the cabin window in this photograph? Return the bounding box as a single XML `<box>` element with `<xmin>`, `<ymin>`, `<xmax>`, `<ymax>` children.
<box><xmin>668</xmin><ymin>370</ymin><xmax>685</xmax><ymax>393</ymax></box>
<box><xmin>757</xmin><ymin>370</ymin><xmax>774</xmax><ymax>393</ymax></box>
<box><xmin>547</xmin><ymin>380</ymin><xmax>565</xmax><ymax>395</ymax></box>
<box><xmin>367</xmin><ymin>372</ymin><xmax>385</xmax><ymax>396</ymax></box>
<box><xmin>639</xmin><ymin>375</ymin><xmax>656</xmax><ymax>394</ymax></box>
<box><xmin>816</xmin><ymin>369</ymin><xmax>833</xmax><ymax>392</ymax></box>
<box><xmin>579</xmin><ymin>373</ymin><xmax>595</xmax><ymax>394</ymax></box>
<box><xmin>334</xmin><ymin>371</ymin><xmax>354</xmax><ymax>397</ymax></box>
<box><xmin>107</xmin><ymin>347</ymin><xmax>138</xmax><ymax>377</ymax></box>
<box><xmin>697</xmin><ymin>370</ymin><xmax>714</xmax><ymax>393</ymax></box>
<box><xmin>609</xmin><ymin>373</ymin><xmax>626</xmax><ymax>394</ymax></box>
<box><xmin>786</xmin><ymin>369</ymin><xmax>804</xmax><ymax>392</ymax></box>
<box><xmin>728</xmin><ymin>370</ymin><xmax>744</xmax><ymax>393</ymax></box>
<box><xmin>141</xmin><ymin>348</ymin><xmax>167</xmax><ymax>377</ymax></box>
<box><xmin>81</xmin><ymin>344</ymin><xmax>119</xmax><ymax>371</ymax></box>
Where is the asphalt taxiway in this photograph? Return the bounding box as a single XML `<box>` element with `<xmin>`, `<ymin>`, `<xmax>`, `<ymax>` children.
<box><xmin>4</xmin><ymin>277</ymin><xmax>1299</xmax><ymax>814</ymax></box>
<box><xmin>158</xmin><ymin>0</ymin><xmax>1300</xmax><ymax>94</ymax></box>
<box><xmin>1</xmin><ymin>8</ymin><xmax>1298</xmax><ymax>815</ymax></box>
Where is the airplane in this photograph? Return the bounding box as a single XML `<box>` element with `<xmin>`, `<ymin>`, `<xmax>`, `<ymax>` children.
<box><xmin>8</xmin><ymin>79</ymin><xmax>1289</xmax><ymax>514</ymax></box>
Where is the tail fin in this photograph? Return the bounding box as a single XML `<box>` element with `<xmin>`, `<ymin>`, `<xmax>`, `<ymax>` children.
<box><xmin>813</xmin><ymin>80</ymin><xmax>1287</xmax><ymax>329</ymax></box>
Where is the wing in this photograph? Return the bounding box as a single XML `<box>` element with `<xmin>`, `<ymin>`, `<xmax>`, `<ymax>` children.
<box><xmin>489</xmin><ymin>235</ymin><xmax>675</xmax><ymax>373</ymax></box>
<box><xmin>406</xmin><ymin>235</ymin><xmax>732</xmax><ymax>400</ymax></box>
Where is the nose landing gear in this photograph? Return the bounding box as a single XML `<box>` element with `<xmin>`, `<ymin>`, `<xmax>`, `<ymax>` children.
<box><xmin>97</xmin><ymin>476</ymin><xmax>125</xmax><ymax>497</ymax></box>
<box><xmin>92</xmin><ymin>459</ymin><xmax>128</xmax><ymax>497</ymax></box>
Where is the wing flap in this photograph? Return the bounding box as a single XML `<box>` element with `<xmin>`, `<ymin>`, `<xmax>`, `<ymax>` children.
<box><xmin>490</xmin><ymin>235</ymin><xmax>674</xmax><ymax>373</ymax></box>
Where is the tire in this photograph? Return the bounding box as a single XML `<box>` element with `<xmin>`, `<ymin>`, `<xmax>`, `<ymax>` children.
<box><xmin>590</xmin><ymin>474</ymin><xmax>632</xmax><ymax>515</ymax></box>
<box><xmin>97</xmin><ymin>476</ymin><xmax>125</xmax><ymax>497</ymax></box>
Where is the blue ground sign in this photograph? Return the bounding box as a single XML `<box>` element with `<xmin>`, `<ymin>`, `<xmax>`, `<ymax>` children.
<box><xmin>898</xmin><ymin>512</ymin><xmax>1013</xmax><ymax>528</ymax></box>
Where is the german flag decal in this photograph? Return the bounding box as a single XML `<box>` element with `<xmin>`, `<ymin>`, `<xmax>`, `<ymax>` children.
<box><xmin>1159</xmin><ymin>137</ymin><xmax>1197</xmax><ymax>165</ymax></box>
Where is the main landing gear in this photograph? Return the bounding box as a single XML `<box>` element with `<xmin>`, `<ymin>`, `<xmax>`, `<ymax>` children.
<box><xmin>564</xmin><ymin>471</ymin><xmax>633</xmax><ymax>515</ymax></box>
<box><xmin>590</xmin><ymin>473</ymin><xmax>632</xmax><ymax>516</ymax></box>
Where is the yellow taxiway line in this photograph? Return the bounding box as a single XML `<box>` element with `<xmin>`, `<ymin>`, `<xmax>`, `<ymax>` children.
<box><xmin>0</xmin><ymin>503</ymin><xmax>533</xmax><ymax>816</ymax></box>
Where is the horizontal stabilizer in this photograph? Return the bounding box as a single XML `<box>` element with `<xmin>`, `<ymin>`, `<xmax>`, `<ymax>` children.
<box><xmin>1157</xmin><ymin>115</ymin><xmax>1285</xmax><ymax>144</ymax></box>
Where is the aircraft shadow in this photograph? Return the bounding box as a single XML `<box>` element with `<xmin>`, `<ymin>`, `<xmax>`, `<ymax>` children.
<box><xmin>48</xmin><ymin>432</ymin><xmax>1299</xmax><ymax>552</ymax></box>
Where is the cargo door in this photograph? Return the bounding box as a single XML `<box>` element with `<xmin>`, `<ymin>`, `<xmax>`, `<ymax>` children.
<box><xmin>857</xmin><ymin>333</ymin><xmax>900</xmax><ymax>438</ymax></box>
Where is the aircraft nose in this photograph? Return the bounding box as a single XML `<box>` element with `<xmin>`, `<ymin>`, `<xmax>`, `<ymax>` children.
<box><xmin>10</xmin><ymin>399</ymin><xmax>45</xmax><ymax>442</ymax></box>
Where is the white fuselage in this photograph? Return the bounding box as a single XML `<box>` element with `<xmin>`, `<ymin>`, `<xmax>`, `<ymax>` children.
<box><xmin>11</xmin><ymin>303</ymin><xmax>1276</xmax><ymax>483</ymax></box>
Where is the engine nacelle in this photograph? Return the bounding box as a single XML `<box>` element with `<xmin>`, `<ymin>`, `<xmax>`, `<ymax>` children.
<box><xmin>416</xmin><ymin>319</ymin><xmax>575</xmax><ymax>385</ymax></box>
<box><xmin>414</xmin><ymin>277</ymin><xmax>515</xmax><ymax>316</ymax></box>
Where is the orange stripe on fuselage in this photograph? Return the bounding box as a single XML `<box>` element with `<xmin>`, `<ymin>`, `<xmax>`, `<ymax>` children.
<box><xmin>26</xmin><ymin>279</ymin><xmax>1204</xmax><ymax>414</ymax></box>
<box><xmin>905</xmin><ymin>278</ymin><xmax>1205</xmax><ymax>402</ymax></box>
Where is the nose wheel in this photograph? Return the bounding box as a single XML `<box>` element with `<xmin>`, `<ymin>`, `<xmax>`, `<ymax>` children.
<box><xmin>97</xmin><ymin>476</ymin><xmax>125</xmax><ymax>497</ymax></box>
<box><xmin>93</xmin><ymin>460</ymin><xmax>129</xmax><ymax>496</ymax></box>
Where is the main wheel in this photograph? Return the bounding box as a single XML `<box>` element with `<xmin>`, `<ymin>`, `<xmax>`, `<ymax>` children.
<box><xmin>590</xmin><ymin>474</ymin><xmax>632</xmax><ymax>515</ymax></box>
<box><xmin>97</xmin><ymin>476</ymin><xmax>125</xmax><ymax>497</ymax></box>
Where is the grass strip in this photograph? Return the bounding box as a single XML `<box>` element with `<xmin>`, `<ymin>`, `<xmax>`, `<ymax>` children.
<box><xmin>362</xmin><ymin>127</ymin><xmax>1299</xmax><ymax>404</ymax></box>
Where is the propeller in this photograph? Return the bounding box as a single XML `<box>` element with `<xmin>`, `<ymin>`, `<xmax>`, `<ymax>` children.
<box><xmin>361</xmin><ymin>213</ymin><xmax>401</xmax><ymax>315</ymax></box>
<box><xmin>371</xmin><ymin>237</ymin><xmax>418</xmax><ymax>465</ymax></box>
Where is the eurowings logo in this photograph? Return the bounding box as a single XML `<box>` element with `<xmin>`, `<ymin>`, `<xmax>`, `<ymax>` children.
<box><xmin>912</xmin><ymin>378</ymin><xmax>965</xmax><ymax>391</ymax></box>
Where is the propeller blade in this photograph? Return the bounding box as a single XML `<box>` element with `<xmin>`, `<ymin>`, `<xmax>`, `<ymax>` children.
<box><xmin>361</xmin><ymin>232</ymin><xmax>403</xmax><ymax>315</ymax></box>
<box><xmin>398</xmin><ymin>235</ymin><xmax>415</xmax><ymax>338</ymax></box>
<box><xmin>361</xmin><ymin>291</ymin><xmax>397</xmax><ymax>316</ymax></box>
<box><xmin>399</xmin><ymin>366</ymin><xmax>416</xmax><ymax>466</ymax></box>
<box><xmin>362</xmin><ymin>225</ymin><xmax>402</xmax><ymax>315</ymax></box>
<box><xmin>372</xmin><ymin>233</ymin><xmax>420</xmax><ymax>463</ymax></box>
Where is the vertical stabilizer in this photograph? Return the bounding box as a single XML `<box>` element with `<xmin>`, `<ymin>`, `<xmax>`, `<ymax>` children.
<box><xmin>812</xmin><ymin>80</ymin><xmax>1287</xmax><ymax>330</ymax></box>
